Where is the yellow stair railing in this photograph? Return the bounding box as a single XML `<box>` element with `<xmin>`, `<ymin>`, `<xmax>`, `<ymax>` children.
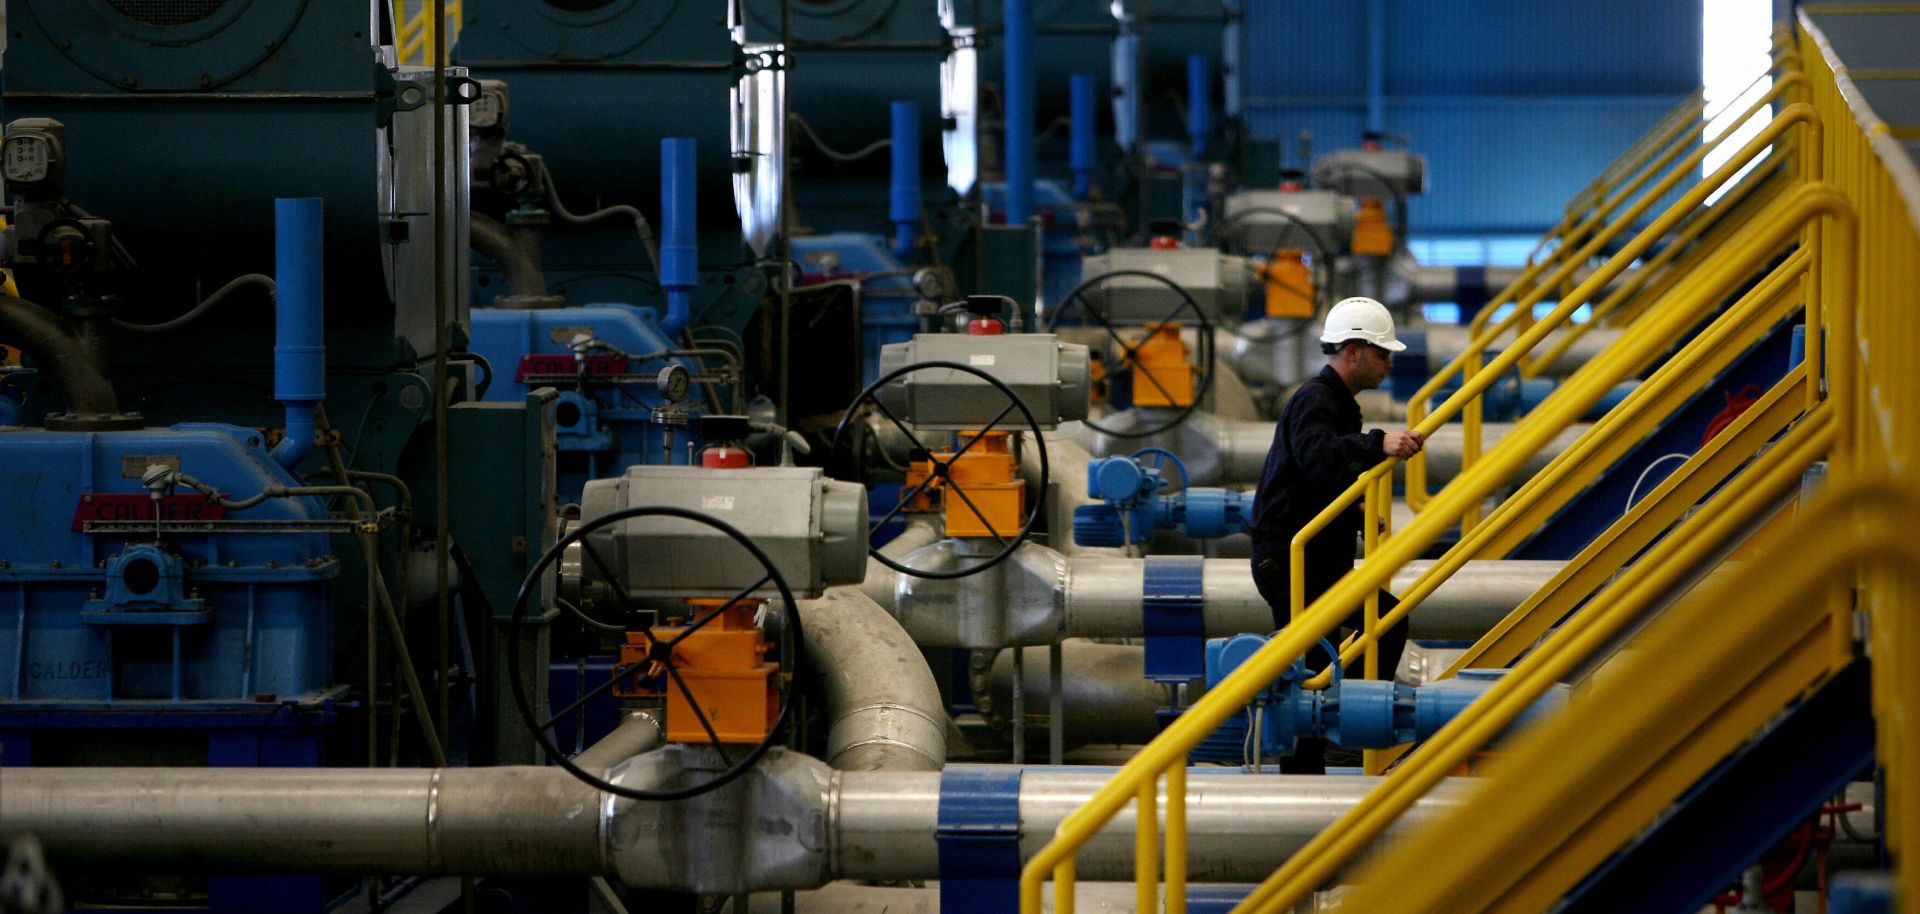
<box><xmin>1405</xmin><ymin>75</ymin><xmax>1813</xmax><ymax>532</ymax></box>
<box><xmin>1016</xmin><ymin>156</ymin><xmax>1856</xmax><ymax>914</ymax></box>
<box><xmin>1530</xmin><ymin>155</ymin><xmax>1797</xmax><ymax>373</ymax></box>
<box><xmin>1336</xmin><ymin>472</ymin><xmax>1898</xmax><ymax>914</ymax></box>
<box><xmin>1800</xmin><ymin>7</ymin><xmax>1920</xmax><ymax>901</ymax></box>
<box><xmin>1305</xmin><ymin>240</ymin><xmax>1817</xmax><ymax>700</ymax></box>
<box><xmin>392</xmin><ymin>0</ymin><xmax>462</xmax><ymax>68</ymax></box>
<box><xmin>1557</xmin><ymin>25</ymin><xmax>1794</xmax><ymax>223</ymax></box>
<box><xmin>1224</xmin><ymin>180</ymin><xmax>1856</xmax><ymax>914</ymax></box>
<box><xmin>1289</xmin><ymin>105</ymin><xmax>1824</xmax><ymax>712</ymax></box>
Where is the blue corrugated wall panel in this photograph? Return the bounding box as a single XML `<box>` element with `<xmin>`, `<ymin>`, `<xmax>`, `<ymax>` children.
<box><xmin>1244</xmin><ymin>1</ymin><xmax>1702</xmax><ymax>234</ymax></box>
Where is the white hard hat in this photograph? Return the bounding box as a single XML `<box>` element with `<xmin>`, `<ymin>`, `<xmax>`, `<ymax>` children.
<box><xmin>1319</xmin><ymin>296</ymin><xmax>1406</xmax><ymax>352</ymax></box>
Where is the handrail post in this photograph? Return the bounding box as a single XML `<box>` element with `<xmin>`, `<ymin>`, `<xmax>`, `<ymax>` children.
<box><xmin>1136</xmin><ymin>777</ymin><xmax>1159</xmax><ymax>914</ymax></box>
<box><xmin>1166</xmin><ymin>762</ymin><xmax>1189</xmax><ymax>914</ymax></box>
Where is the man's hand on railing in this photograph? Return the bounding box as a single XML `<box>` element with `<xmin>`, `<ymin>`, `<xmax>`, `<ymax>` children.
<box><xmin>1383</xmin><ymin>429</ymin><xmax>1426</xmax><ymax>459</ymax></box>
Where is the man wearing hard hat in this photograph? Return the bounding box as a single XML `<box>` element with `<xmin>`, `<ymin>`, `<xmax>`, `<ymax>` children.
<box><xmin>1249</xmin><ymin>296</ymin><xmax>1424</xmax><ymax>772</ymax></box>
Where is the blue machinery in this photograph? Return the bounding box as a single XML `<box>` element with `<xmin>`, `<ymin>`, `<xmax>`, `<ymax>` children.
<box><xmin>0</xmin><ymin>4</ymin><xmax>1901</xmax><ymax>914</ymax></box>
<box><xmin>1073</xmin><ymin>451</ymin><xmax>1252</xmax><ymax>547</ymax></box>
<box><xmin>1191</xmin><ymin>635</ymin><xmax>1569</xmax><ymax>764</ymax></box>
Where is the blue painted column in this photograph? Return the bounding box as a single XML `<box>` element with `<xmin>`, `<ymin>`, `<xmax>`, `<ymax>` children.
<box><xmin>1365</xmin><ymin>0</ymin><xmax>1386</xmax><ymax>135</ymax></box>
<box><xmin>1069</xmin><ymin>74</ymin><xmax>1097</xmax><ymax>198</ymax></box>
<box><xmin>890</xmin><ymin>102</ymin><xmax>922</xmax><ymax>257</ymax></box>
<box><xmin>660</xmin><ymin>137</ymin><xmax>698</xmax><ymax>338</ymax></box>
<box><xmin>271</xmin><ymin>197</ymin><xmax>324</xmax><ymax>470</ymax></box>
<box><xmin>1003</xmin><ymin>0</ymin><xmax>1035</xmax><ymax>224</ymax></box>
<box><xmin>1111</xmin><ymin>15</ymin><xmax>1142</xmax><ymax>151</ymax></box>
<box><xmin>1187</xmin><ymin>54</ymin><xmax>1213</xmax><ymax>159</ymax></box>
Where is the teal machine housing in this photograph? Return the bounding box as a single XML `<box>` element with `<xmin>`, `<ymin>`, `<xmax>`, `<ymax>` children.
<box><xmin>0</xmin><ymin>4</ymin><xmax>557</xmax><ymax>909</ymax></box>
<box><xmin>456</xmin><ymin>0</ymin><xmax>780</xmax><ymax>341</ymax></box>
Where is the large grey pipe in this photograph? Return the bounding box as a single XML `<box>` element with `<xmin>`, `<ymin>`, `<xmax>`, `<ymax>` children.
<box><xmin>1420</xmin><ymin>322</ymin><xmax>1626</xmax><ymax>379</ymax></box>
<box><xmin>796</xmin><ymin>586</ymin><xmax>946</xmax><ymax>771</ymax></box>
<box><xmin>986</xmin><ymin>640</ymin><xmax>1170</xmax><ymax>747</ymax></box>
<box><xmin>1061</xmin><ymin>558</ymin><xmax>1563</xmax><ymax>642</ymax></box>
<box><xmin>875</xmin><ymin>538</ymin><xmax>1559</xmax><ymax>648</ymax></box>
<box><xmin>0</xmin><ymin>291</ymin><xmax>119</xmax><ymax>416</ymax></box>
<box><xmin>470</xmin><ymin>211</ymin><xmax>550</xmax><ymax>300</ymax></box>
<box><xmin>0</xmin><ymin>762</ymin><xmax>1460</xmax><ymax>886</ymax></box>
<box><xmin>1075</xmin><ymin>412</ymin><xmax>1586</xmax><ymax>489</ymax></box>
<box><xmin>0</xmin><ymin>761</ymin><xmax>1874</xmax><ymax>891</ymax></box>
<box><xmin>0</xmin><ymin>766</ymin><xmax>608</xmax><ymax>878</ymax></box>
<box><xmin>1406</xmin><ymin>264</ymin><xmax>1643</xmax><ymax>310</ymax></box>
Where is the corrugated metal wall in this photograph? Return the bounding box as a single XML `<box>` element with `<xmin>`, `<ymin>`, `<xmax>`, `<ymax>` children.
<box><xmin>1244</xmin><ymin>1</ymin><xmax>1702</xmax><ymax>234</ymax></box>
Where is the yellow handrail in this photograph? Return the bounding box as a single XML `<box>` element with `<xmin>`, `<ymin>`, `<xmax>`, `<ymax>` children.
<box><xmin>1528</xmin><ymin>158</ymin><xmax>1795</xmax><ymax>376</ymax></box>
<box><xmin>1018</xmin><ymin>173</ymin><xmax>1855</xmax><ymax>914</ymax></box>
<box><xmin>1336</xmin><ymin>477</ymin><xmax>1904</xmax><ymax>913</ymax></box>
<box><xmin>1302</xmin><ymin>244</ymin><xmax>1814</xmax><ymax>691</ymax></box>
<box><xmin>1227</xmin><ymin>182</ymin><xmax>1855</xmax><ymax>914</ymax></box>
<box><xmin>1404</xmin><ymin>79</ymin><xmax>1811</xmax><ymax>526</ymax></box>
<box><xmin>1563</xmin><ymin>28</ymin><xmax>1792</xmax><ymax>219</ymax></box>
<box><xmin>392</xmin><ymin>0</ymin><xmax>463</xmax><ymax>67</ymax></box>
<box><xmin>1249</xmin><ymin>413</ymin><xmax>1839</xmax><ymax>914</ymax></box>
<box><xmin>1800</xmin><ymin>12</ymin><xmax>1920</xmax><ymax>895</ymax></box>
<box><xmin>1021</xmin><ymin>176</ymin><xmax>1843</xmax><ymax>914</ymax></box>
<box><xmin>1294</xmin><ymin>104</ymin><xmax>1823</xmax><ymax>632</ymax></box>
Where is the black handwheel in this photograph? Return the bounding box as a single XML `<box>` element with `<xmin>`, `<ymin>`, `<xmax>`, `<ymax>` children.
<box><xmin>830</xmin><ymin>360</ymin><xmax>1049</xmax><ymax>580</ymax></box>
<box><xmin>1047</xmin><ymin>269</ymin><xmax>1216</xmax><ymax>438</ymax></box>
<box><xmin>508</xmin><ymin>505</ymin><xmax>802</xmax><ymax>801</ymax></box>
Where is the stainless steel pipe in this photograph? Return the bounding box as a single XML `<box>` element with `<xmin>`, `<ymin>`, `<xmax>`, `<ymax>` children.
<box><xmin>1076</xmin><ymin>413</ymin><xmax>1588</xmax><ymax>489</ymax></box>
<box><xmin>573</xmin><ymin>711</ymin><xmax>665</xmax><ymax>769</ymax></box>
<box><xmin>0</xmin><ymin>766</ymin><xmax>608</xmax><ymax>877</ymax></box>
<box><xmin>830</xmin><ymin>769</ymin><xmax>1468</xmax><ymax>883</ymax></box>
<box><xmin>797</xmin><ymin>586</ymin><xmax>947</xmax><ymax>771</ymax></box>
<box><xmin>1420</xmin><ymin>321</ymin><xmax>1626</xmax><ymax>379</ymax></box>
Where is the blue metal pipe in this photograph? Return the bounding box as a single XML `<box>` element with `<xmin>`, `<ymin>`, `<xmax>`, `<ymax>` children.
<box><xmin>660</xmin><ymin>137</ymin><xmax>698</xmax><ymax>338</ymax></box>
<box><xmin>1187</xmin><ymin>54</ymin><xmax>1212</xmax><ymax>159</ymax></box>
<box><xmin>1365</xmin><ymin>0</ymin><xmax>1386</xmax><ymax>135</ymax></box>
<box><xmin>270</xmin><ymin>197</ymin><xmax>324</xmax><ymax>471</ymax></box>
<box><xmin>890</xmin><ymin>101</ymin><xmax>922</xmax><ymax>258</ymax></box>
<box><xmin>1002</xmin><ymin>0</ymin><xmax>1035</xmax><ymax>224</ymax></box>
<box><xmin>1069</xmin><ymin>74</ymin><xmax>1097</xmax><ymax>198</ymax></box>
<box><xmin>1111</xmin><ymin>18</ymin><xmax>1142</xmax><ymax>152</ymax></box>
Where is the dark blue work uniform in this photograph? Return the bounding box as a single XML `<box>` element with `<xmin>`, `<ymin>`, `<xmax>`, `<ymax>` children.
<box><xmin>1249</xmin><ymin>364</ymin><xmax>1409</xmax><ymax>680</ymax></box>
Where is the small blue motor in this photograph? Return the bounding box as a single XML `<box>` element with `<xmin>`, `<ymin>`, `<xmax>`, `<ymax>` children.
<box><xmin>1191</xmin><ymin>632</ymin><xmax>1570</xmax><ymax>761</ymax></box>
<box><xmin>1073</xmin><ymin>450</ymin><xmax>1252</xmax><ymax>546</ymax></box>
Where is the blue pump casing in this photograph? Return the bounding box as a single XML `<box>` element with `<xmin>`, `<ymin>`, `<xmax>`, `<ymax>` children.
<box><xmin>468</xmin><ymin>304</ymin><xmax>704</xmax><ymax>500</ymax></box>
<box><xmin>1190</xmin><ymin>634</ymin><xmax>1569</xmax><ymax>762</ymax></box>
<box><xmin>1074</xmin><ymin>454</ymin><xmax>1252</xmax><ymax>546</ymax></box>
<box><xmin>0</xmin><ymin>425</ymin><xmax>337</xmax><ymax>707</ymax></box>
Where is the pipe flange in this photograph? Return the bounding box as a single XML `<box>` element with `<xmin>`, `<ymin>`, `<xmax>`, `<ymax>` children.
<box><xmin>43</xmin><ymin>412</ymin><xmax>144</xmax><ymax>432</ymax></box>
<box><xmin>969</xmin><ymin>649</ymin><xmax>1009</xmax><ymax>733</ymax></box>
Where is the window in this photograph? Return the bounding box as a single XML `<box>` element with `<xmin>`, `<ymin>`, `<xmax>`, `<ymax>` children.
<box><xmin>1701</xmin><ymin>0</ymin><xmax>1773</xmax><ymax>203</ymax></box>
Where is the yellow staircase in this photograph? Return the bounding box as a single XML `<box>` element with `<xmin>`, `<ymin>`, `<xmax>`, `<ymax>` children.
<box><xmin>1019</xmin><ymin>14</ymin><xmax>1920</xmax><ymax>913</ymax></box>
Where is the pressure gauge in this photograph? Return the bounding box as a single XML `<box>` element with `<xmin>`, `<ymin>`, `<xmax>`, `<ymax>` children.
<box><xmin>1</xmin><ymin>119</ymin><xmax>67</xmax><ymax>201</ymax></box>
<box><xmin>656</xmin><ymin>364</ymin><xmax>692</xmax><ymax>402</ymax></box>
